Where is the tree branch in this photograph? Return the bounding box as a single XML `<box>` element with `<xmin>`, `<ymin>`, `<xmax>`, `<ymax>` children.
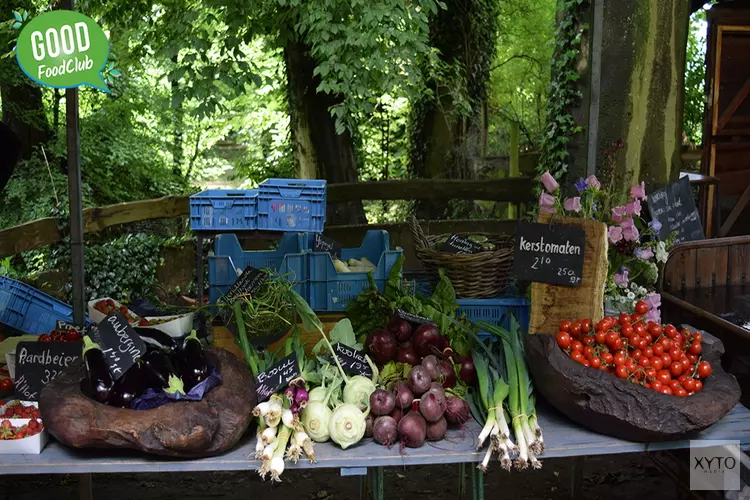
<box><xmin>490</xmin><ymin>54</ymin><xmax>541</xmax><ymax>72</ymax></box>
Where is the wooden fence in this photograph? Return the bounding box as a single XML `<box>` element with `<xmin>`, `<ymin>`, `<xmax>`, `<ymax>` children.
<box><xmin>0</xmin><ymin>178</ymin><xmax>535</xmax><ymax>259</ymax></box>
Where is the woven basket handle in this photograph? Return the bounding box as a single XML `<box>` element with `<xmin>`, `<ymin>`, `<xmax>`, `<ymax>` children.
<box><xmin>409</xmin><ymin>216</ymin><xmax>429</xmax><ymax>251</ymax></box>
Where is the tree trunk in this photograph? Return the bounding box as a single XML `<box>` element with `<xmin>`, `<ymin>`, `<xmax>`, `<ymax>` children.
<box><xmin>284</xmin><ymin>41</ymin><xmax>366</xmax><ymax>226</ymax></box>
<box><xmin>410</xmin><ymin>0</ymin><xmax>498</xmax><ymax>218</ymax></box>
<box><xmin>594</xmin><ymin>0</ymin><xmax>690</xmax><ymax>196</ymax></box>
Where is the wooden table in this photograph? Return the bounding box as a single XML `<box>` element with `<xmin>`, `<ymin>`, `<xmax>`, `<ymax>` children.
<box><xmin>2</xmin><ymin>403</ymin><xmax>749</xmax><ymax>500</ymax></box>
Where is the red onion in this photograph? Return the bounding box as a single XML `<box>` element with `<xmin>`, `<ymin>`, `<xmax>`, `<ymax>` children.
<box><xmin>387</xmin><ymin>317</ymin><xmax>412</xmax><ymax>343</ymax></box>
<box><xmin>366</xmin><ymin>329</ymin><xmax>397</xmax><ymax>365</ymax></box>
<box><xmin>396</xmin><ymin>342</ymin><xmax>419</xmax><ymax>365</ymax></box>
<box><xmin>412</xmin><ymin>324</ymin><xmax>444</xmax><ymax>357</ymax></box>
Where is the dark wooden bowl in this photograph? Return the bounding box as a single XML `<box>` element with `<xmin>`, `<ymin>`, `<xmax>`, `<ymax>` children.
<box><xmin>524</xmin><ymin>329</ymin><xmax>741</xmax><ymax>442</ymax></box>
<box><xmin>39</xmin><ymin>348</ymin><xmax>256</xmax><ymax>457</ymax></box>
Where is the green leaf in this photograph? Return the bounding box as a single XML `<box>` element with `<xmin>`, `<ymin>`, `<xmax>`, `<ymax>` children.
<box><xmin>110</xmin><ymin>69</ymin><xmax>121</xmax><ymax>77</ymax></box>
<box><xmin>12</xmin><ymin>22</ymin><xmax>21</xmax><ymax>29</ymax></box>
<box><xmin>289</xmin><ymin>289</ymin><xmax>322</xmax><ymax>333</ymax></box>
<box><xmin>13</xmin><ymin>11</ymin><xmax>22</xmax><ymax>22</ymax></box>
<box><xmin>22</xmin><ymin>10</ymin><xmax>27</xmax><ymax>21</ymax></box>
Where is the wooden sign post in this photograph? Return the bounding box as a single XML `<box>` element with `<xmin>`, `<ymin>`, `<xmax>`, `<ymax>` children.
<box><xmin>528</xmin><ymin>214</ymin><xmax>608</xmax><ymax>334</ymax></box>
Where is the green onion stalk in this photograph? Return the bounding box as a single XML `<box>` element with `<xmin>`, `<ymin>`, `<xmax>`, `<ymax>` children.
<box><xmin>472</xmin><ymin>346</ymin><xmax>513</xmax><ymax>471</ymax></box>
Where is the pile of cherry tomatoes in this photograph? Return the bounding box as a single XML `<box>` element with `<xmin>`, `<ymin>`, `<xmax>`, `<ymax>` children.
<box><xmin>556</xmin><ymin>300</ymin><xmax>712</xmax><ymax>396</ymax></box>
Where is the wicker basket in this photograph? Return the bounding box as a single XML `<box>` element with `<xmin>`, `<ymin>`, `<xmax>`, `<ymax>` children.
<box><xmin>410</xmin><ymin>217</ymin><xmax>514</xmax><ymax>299</ymax></box>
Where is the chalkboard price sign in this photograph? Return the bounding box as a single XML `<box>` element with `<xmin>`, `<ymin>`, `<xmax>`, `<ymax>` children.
<box><xmin>90</xmin><ymin>312</ymin><xmax>146</xmax><ymax>380</ymax></box>
<box><xmin>513</xmin><ymin>221</ymin><xmax>586</xmax><ymax>287</ymax></box>
<box><xmin>313</xmin><ymin>233</ymin><xmax>343</xmax><ymax>260</ymax></box>
<box><xmin>14</xmin><ymin>341</ymin><xmax>81</xmax><ymax>401</ymax></box>
<box><xmin>440</xmin><ymin>234</ymin><xmax>484</xmax><ymax>254</ymax></box>
<box><xmin>332</xmin><ymin>343</ymin><xmax>373</xmax><ymax>377</ymax></box>
<box><xmin>255</xmin><ymin>353</ymin><xmax>301</xmax><ymax>402</ymax></box>
<box><xmin>646</xmin><ymin>177</ymin><xmax>704</xmax><ymax>244</ymax></box>
<box><xmin>225</xmin><ymin>266</ymin><xmax>267</xmax><ymax>303</ymax></box>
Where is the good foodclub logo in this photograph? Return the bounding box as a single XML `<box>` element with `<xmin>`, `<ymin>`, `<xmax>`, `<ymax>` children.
<box><xmin>11</xmin><ymin>9</ymin><xmax>119</xmax><ymax>92</ymax></box>
<box><xmin>690</xmin><ymin>440</ymin><xmax>741</xmax><ymax>491</ymax></box>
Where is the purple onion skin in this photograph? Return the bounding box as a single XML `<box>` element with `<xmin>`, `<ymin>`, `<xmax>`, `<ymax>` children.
<box><xmin>387</xmin><ymin>317</ymin><xmax>412</xmax><ymax>343</ymax></box>
<box><xmin>295</xmin><ymin>387</ymin><xmax>309</xmax><ymax>407</ymax></box>
<box><xmin>396</xmin><ymin>342</ymin><xmax>419</xmax><ymax>366</ymax></box>
<box><xmin>373</xmin><ymin>416</ymin><xmax>399</xmax><ymax>447</ymax></box>
<box><xmin>437</xmin><ymin>359</ymin><xmax>456</xmax><ymax>388</ymax></box>
<box><xmin>389</xmin><ymin>406</ymin><xmax>404</xmax><ymax>424</ymax></box>
<box><xmin>408</xmin><ymin>365</ymin><xmax>432</xmax><ymax>396</ymax></box>
<box><xmin>394</xmin><ymin>382</ymin><xmax>414</xmax><ymax>409</ymax></box>
<box><xmin>398</xmin><ymin>412</ymin><xmax>427</xmax><ymax>448</ymax></box>
<box><xmin>365</xmin><ymin>414</ymin><xmax>374</xmax><ymax>438</ymax></box>
<box><xmin>284</xmin><ymin>386</ymin><xmax>296</xmax><ymax>403</ymax></box>
<box><xmin>366</xmin><ymin>329</ymin><xmax>398</xmax><ymax>365</ymax></box>
<box><xmin>419</xmin><ymin>391</ymin><xmax>447</xmax><ymax>422</ymax></box>
<box><xmin>444</xmin><ymin>397</ymin><xmax>470</xmax><ymax>425</ymax></box>
<box><xmin>421</xmin><ymin>355</ymin><xmax>440</xmax><ymax>380</ymax></box>
<box><xmin>412</xmin><ymin>324</ymin><xmax>444</xmax><ymax>358</ymax></box>
<box><xmin>370</xmin><ymin>389</ymin><xmax>396</xmax><ymax>416</ymax></box>
<box><xmin>426</xmin><ymin>416</ymin><xmax>448</xmax><ymax>441</ymax></box>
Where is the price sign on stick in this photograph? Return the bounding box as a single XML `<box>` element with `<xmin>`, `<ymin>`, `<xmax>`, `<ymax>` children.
<box><xmin>89</xmin><ymin>312</ymin><xmax>146</xmax><ymax>380</ymax></box>
<box><xmin>255</xmin><ymin>353</ymin><xmax>300</xmax><ymax>402</ymax></box>
<box><xmin>332</xmin><ymin>343</ymin><xmax>373</xmax><ymax>378</ymax></box>
<box><xmin>313</xmin><ymin>233</ymin><xmax>343</xmax><ymax>260</ymax></box>
<box><xmin>646</xmin><ymin>177</ymin><xmax>704</xmax><ymax>244</ymax></box>
<box><xmin>225</xmin><ymin>266</ymin><xmax>267</xmax><ymax>303</ymax></box>
<box><xmin>14</xmin><ymin>342</ymin><xmax>81</xmax><ymax>401</ymax></box>
<box><xmin>513</xmin><ymin>221</ymin><xmax>586</xmax><ymax>287</ymax></box>
<box><xmin>440</xmin><ymin>234</ymin><xmax>484</xmax><ymax>254</ymax></box>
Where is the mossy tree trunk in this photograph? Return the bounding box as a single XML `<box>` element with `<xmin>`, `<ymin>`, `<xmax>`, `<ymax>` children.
<box><xmin>594</xmin><ymin>0</ymin><xmax>690</xmax><ymax>196</ymax></box>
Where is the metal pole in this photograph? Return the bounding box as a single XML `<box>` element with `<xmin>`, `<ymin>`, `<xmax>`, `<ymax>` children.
<box><xmin>63</xmin><ymin>0</ymin><xmax>85</xmax><ymax>325</ymax></box>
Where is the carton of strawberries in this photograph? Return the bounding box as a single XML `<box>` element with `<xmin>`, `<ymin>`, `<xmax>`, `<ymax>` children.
<box><xmin>0</xmin><ymin>401</ymin><xmax>48</xmax><ymax>453</ymax></box>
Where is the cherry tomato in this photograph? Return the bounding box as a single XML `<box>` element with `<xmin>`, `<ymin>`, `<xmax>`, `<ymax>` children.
<box><xmin>648</xmin><ymin>323</ymin><xmax>663</xmax><ymax>337</ymax></box>
<box><xmin>670</xmin><ymin>379</ymin><xmax>683</xmax><ymax>391</ymax></box>
<box><xmin>571</xmin><ymin>340</ymin><xmax>584</xmax><ymax>353</ymax></box>
<box><xmin>670</xmin><ymin>361</ymin><xmax>683</xmax><ymax>377</ymax></box>
<box><xmin>614</xmin><ymin>352</ymin><xmax>626</xmax><ymax>366</ymax></box>
<box><xmin>619</xmin><ymin>313</ymin><xmax>632</xmax><ymax>325</ymax></box>
<box><xmin>653</xmin><ymin>343</ymin><xmax>665</xmax><ymax>356</ymax></box>
<box><xmin>657</xmin><ymin>370</ymin><xmax>672</xmax><ymax>384</ymax></box>
<box><xmin>559</xmin><ymin>320</ymin><xmax>572</xmax><ymax>333</ymax></box>
<box><xmin>571</xmin><ymin>351</ymin><xmax>585</xmax><ymax>363</ymax></box>
<box><xmin>683</xmin><ymin>378</ymin><xmax>697</xmax><ymax>392</ymax></box>
<box><xmin>581</xmin><ymin>323</ymin><xmax>592</xmax><ymax>335</ymax></box>
<box><xmin>612</xmin><ymin>338</ymin><xmax>624</xmax><ymax>350</ymax></box>
<box><xmin>694</xmin><ymin>380</ymin><xmax>704</xmax><ymax>392</ymax></box>
<box><xmin>638</xmin><ymin>356</ymin><xmax>650</xmax><ymax>368</ymax></box>
<box><xmin>680</xmin><ymin>328</ymin><xmax>692</xmax><ymax>339</ymax></box>
<box><xmin>606</xmin><ymin>330</ymin><xmax>619</xmax><ymax>345</ymax></box>
<box><xmin>0</xmin><ymin>378</ymin><xmax>12</xmax><ymax>391</ymax></box>
<box><xmin>674</xmin><ymin>387</ymin><xmax>688</xmax><ymax>397</ymax></box>
<box><xmin>583</xmin><ymin>346</ymin><xmax>595</xmax><ymax>358</ymax></box>
<box><xmin>629</xmin><ymin>334</ymin><xmax>641</xmax><ymax>346</ymax></box>
<box><xmin>632</xmin><ymin>349</ymin><xmax>643</xmax><ymax>359</ymax></box>
<box><xmin>38</xmin><ymin>334</ymin><xmax>51</xmax><ymax>343</ymax></box>
<box><xmin>631</xmin><ymin>313</ymin><xmax>642</xmax><ymax>324</ymax></box>
<box><xmin>595</xmin><ymin>331</ymin><xmax>607</xmax><ymax>344</ymax></box>
<box><xmin>689</xmin><ymin>341</ymin><xmax>702</xmax><ymax>355</ymax></box>
<box><xmin>678</xmin><ymin>374</ymin><xmax>687</xmax><ymax>383</ymax></box>
<box><xmin>557</xmin><ymin>332</ymin><xmax>572</xmax><ymax>349</ymax></box>
<box><xmin>634</xmin><ymin>323</ymin><xmax>646</xmax><ymax>336</ymax></box>
<box><xmin>688</xmin><ymin>353</ymin><xmax>699</xmax><ymax>364</ymax></box>
<box><xmin>651</xmin><ymin>357</ymin><xmax>663</xmax><ymax>371</ymax></box>
<box><xmin>620</xmin><ymin>324</ymin><xmax>633</xmax><ymax>337</ymax></box>
<box><xmin>660</xmin><ymin>387</ymin><xmax>673</xmax><ymax>395</ymax></box>
<box><xmin>661</xmin><ymin>338</ymin><xmax>672</xmax><ymax>350</ymax></box>
<box><xmin>590</xmin><ymin>357</ymin><xmax>602</xmax><ymax>369</ymax></box>
<box><xmin>669</xmin><ymin>348</ymin><xmax>682</xmax><ymax>361</ymax></box>
<box><xmin>651</xmin><ymin>381</ymin><xmax>663</xmax><ymax>391</ymax></box>
<box><xmin>664</xmin><ymin>325</ymin><xmax>678</xmax><ymax>339</ymax></box>
<box><xmin>600</xmin><ymin>364</ymin><xmax>609</xmax><ymax>373</ymax></box>
<box><xmin>602</xmin><ymin>352</ymin><xmax>614</xmax><ymax>365</ymax></box>
<box><xmin>570</xmin><ymin>322</ymin><xmax>582</xmax><ymax>337</ymax></box>
<box><xmin>582</xmin><ymin>359</ymin><xmax>590</xmax><ymax>367</ymax></box>
<box><xmin>625</xmin><ymin>359</ymin><xmax>636</xmax><ymax>372</ymax></box>
<box><xmin>635</xmin><ymin>300</ymin><xmax>649</xmax><ymax>315</ymax></box>
<box><xmin>645</xmin><ymin>368</ymin><xmax>657</xmax><ymax>382</ymax></box>
<box><xmin>661</xmin><ymin>354</ymin><xmax>672</xmax><ymax>367</ymax></box>
<box><xmin>692</xmin><ymin>332</ymin><xmax>703</xmax><ymax>344</ymax></box>
<box><xmin>638</xmin><ymin>337</ymin><xmax>649</xmax><ymax>349</ymax></box>
<box><xmin>581</xmin><ymin>318</ymin><xmax>592</xmax><ymax>331</ymax></box>
<box><xmin>697</xmin><ymin>361</ymin><xmax>712</xmax><ymax>378</ymax></box>
<box><xmin>616</xmin><ymin>365</ymin><xmax>629</xmax><ymax>379</ymax></box>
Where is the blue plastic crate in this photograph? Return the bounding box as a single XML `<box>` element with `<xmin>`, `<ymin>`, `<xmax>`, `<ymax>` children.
<box><xmin>456</xmin><ymin>297</ymin><xmax>531</xmax><ymax>339</ymax></box>
<box><xmin>307</xmin><ymin>230</ymin><xmax>403</xmax><ymax>312</ymax></box>
<box><xmin>190</xmin><ymin>189</ymin><xmax>258</xmax><ymax>231</ymax></box>
<box><xmin>0</xmin><ymin>277</ymin><xmax>76</xmax><ymax>334</ymax></box>
<box><xmin>257</xmin><ymin>179</ymin><xmax>326</xmax><ymax>233</ymax></box>
<box><xmin>208</xmin><ymin>233</ymin><xmax>308</xmax><ymax>305</ymax></box>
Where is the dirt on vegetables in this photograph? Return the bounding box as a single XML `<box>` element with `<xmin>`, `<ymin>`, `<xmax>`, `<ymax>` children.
<box><xmin>0</xmin><ymin>454</ymin><xmax>681</xmax><ymax>500</ymax></box>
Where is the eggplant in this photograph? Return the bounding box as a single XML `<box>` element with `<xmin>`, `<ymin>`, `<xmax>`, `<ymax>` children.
<box><xmin>108</xmin><ymin>362</ymin><xmax>148</xmax><ymax>408</ymax></box>
<box><xmin>82</xmin><ymin>336</ymin><xmax>114</xmax><ymax>404</ymax></box>
<box><xmin>179</xmin><ymin>329</ymin><xmax>208</xmax><ymax>391</ymax></box>
<box><xmin>143</xmin><ymin>349</ymin><xmax>186</xmax><ymax>395</ymax></box>
<box><xmin>133</xmin><ymin>327</ymin><xmax>178</xmax><ymax>351</ymax></box>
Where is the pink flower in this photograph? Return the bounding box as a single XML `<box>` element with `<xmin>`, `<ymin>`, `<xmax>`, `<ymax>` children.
<box><xmin>585</xmin><ymin>175</ymin><xmax>601</xmax><ymax>190</ymax></box>
<box><xmin>614</xmin><ymin>268</ymin><xmax>629</xmax><ymax>288</ymax></box>
<box><xmin>539</xmin><ymin>171</ymin><xmax>559</xmax><ymax>192</ymax></box>
<box><xmin>563</xmin><ymin>197</ymin><xmax>582</xmax><ymax>213</ymax></box>
<box><xmin>608</xmin><ymin>225</ymin><xmax>623</xmax><ymax>244</ymax></box>
<box><xmin>631</xmin><ymin>182</ymin><xmax>647</xmax><ymax>200</ymax></box>
<box><xmin>620</xmin><ymin>218</ymin><xmax>640</xmax><ymax>242</ymax></box>
<box><xmin>611</xmin><ymin>206</ymin><xmax>627</xmax><ymax>223</ymax></box>
<box><xmin>624</xmin><ymin>199</ymin><xmax>642</xmax><ymax>217</ymax></box>
<box><xmin>644</xmin><ymin>308</ymin><xmax>661</xmax><ymax>323</ymax></box>
<box><xmin>539</xmin><ymin>191</ymin><xmax>556</xmax><ymax>214</ymax></box>
<box><xmin>645</xmin><ymin>292</ymin><xmax>661</xmax><ymax>310</ymax></box>
<box><xmin>634</xmin><ymin>247</ymin><xmax>654</xmax><ymax>260</ymax></box>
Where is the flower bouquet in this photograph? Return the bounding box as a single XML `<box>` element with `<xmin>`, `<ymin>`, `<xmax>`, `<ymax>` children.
<box><xmin>537</xmin><ymin>170</ymin><xmax>674</xmax><ymax>323</ymax></box>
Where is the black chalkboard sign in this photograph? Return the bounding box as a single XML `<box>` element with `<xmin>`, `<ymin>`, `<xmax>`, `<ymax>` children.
<box><xmin>255</xmin><ymin>353</ymin><xmax>300</xmax><ymax>402</ymax></box>
<box><xmin>313</xmin><ymin>233</ymin><xmax>343</xmax><ymax>260</ymax></box>
<box><xmin>89</xmin><ymin>312</ymin><xmax>146</xmax><ymax>380</ymax></box>
<box><xmin>513</xmin><ymin>221</ymin><xmax>586</xmax><ymax>286</ymax></box>
<box><xmin>395</xmin><ymin>309</ymin><xmax>435</xmax><ymax>326</ymax></box>
<box><xmin>14</xmin><ymin>342</ymin><xmax>81</xmax><ymax>401</ymax></box>
<box><xmin>56</xmin><ymin>320</ymin><xmax>79</xmax><ymax>331</ymax></box>
<box><xmin>646</xmin><ymin>177</ymin><xmax>704</xmax><ymax>244</ymax></box>
<box><xmin>225</xmin><ymin>266</ymin><xmax>267</xmax><ymax>303</ymax></box>
<box><xmin>332</xmin><ymin>343</ymin><xmax>373</xmax><ymax>377</ymax></box>
<box><xmin>440</xmin><ymin>234</ymin><xmax>484</xmax><ymax>254</ymax></box>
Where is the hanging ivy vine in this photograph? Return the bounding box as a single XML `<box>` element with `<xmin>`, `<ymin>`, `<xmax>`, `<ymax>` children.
<box><xmin>536</xmin><ymin>0</ymin><xmax>589</xmax><ymax>187</ymax></box>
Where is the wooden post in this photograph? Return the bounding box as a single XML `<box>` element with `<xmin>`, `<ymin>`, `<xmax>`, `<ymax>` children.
<box><xmin>507</xmin><ymin>122</ymin><xmax>520</xmax><ymax>219</ymax></box>
<box><xmin>529</xmin><ymin>214</ymin><xmax>608</xmax><ymax>334</ymax></box>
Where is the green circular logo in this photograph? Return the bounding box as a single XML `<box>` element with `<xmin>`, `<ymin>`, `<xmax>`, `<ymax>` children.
<box><xmin>16</xmin><ymin>11</ymin><xmax>110</xmax><ymax>92</ymax></box>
